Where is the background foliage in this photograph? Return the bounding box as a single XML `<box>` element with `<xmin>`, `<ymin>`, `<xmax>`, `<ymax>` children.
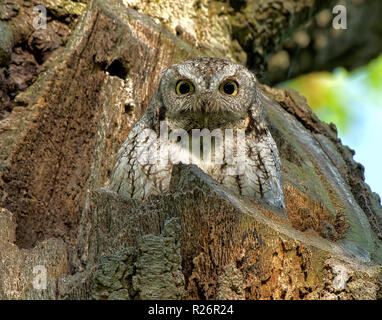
<box><xmin>282</xmin><ymin>54</ymin><xmax>382</xmax><ymax>198</ymax></box>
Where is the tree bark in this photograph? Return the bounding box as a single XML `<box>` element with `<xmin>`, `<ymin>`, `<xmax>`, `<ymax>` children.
<box><xmin>0</xmin><ymin>0</ymin><xmax>381</xmax><ymax>300</ymax></box>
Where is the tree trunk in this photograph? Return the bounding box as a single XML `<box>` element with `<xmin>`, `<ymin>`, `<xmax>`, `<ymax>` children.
<box><xmin>0</xmin><ymin>0</ymin><xmax>381</xmax><ymax>300</ymax></box>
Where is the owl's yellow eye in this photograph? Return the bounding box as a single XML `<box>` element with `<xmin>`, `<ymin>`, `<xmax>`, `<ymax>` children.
<box><xmin>176</xmin><ymin>80</ymin><xmax>194</xmax><ymax>95</ymax></box>
<box><xmin>220</xmin><ymin>80</ymin><xmax>238</xmax><ymax>96</ymax></box>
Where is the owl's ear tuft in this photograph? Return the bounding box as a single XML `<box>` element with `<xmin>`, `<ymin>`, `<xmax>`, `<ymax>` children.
<box><xmin>159</xmin><ymin>66</ymin><xmax>170</xmax><ymax>77</ymax></box>
<box><xmin>253</xmin><ymin>69</ymin><xmax>264</xmax><ymax>80</ymax></box>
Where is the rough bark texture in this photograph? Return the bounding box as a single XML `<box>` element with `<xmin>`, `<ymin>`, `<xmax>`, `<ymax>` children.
<box><xmin>0</xmin><ymin>0</ymin><xmax>85</xmax><ymax>119</ymax></box>
<box><xmin>0</xmin><ymin>0</ymin><xmax>382</xmax><ymax>300</ymax></box>
<box><xmin>122</xmin><ymin>0</ymin><xmax>337</xmax><ymax>74</ymax></box>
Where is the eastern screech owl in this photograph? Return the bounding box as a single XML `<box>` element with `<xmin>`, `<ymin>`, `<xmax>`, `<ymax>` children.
<box><xmin>110</xmin><ymin>57</ymin><xmax>284</xmax><ymax>208</ymax></box>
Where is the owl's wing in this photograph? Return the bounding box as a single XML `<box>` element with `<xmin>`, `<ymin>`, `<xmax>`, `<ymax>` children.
<box><xmin>110</xmin><ymin>92</ymin><xmax>172</xmax><ymax>199</ymax></box>
<box><xmin>242</xmin><ymin>88</ymin><xmax>285</xmax><ymax>208</ymax></box>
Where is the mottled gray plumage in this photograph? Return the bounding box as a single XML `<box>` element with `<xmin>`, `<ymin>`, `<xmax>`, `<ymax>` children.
<box><xmin>110</xmin><ymin>57</ymin><xmax>284</xmax><ymax>208</ymax></box>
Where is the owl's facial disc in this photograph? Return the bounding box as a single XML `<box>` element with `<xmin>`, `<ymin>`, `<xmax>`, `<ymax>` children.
<box><xmin>160</xmin><ymin>58</ymin><xmax>258</xmax><ymax>130</ymax></box>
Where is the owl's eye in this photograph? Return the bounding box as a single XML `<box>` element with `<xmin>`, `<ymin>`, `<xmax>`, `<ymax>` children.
<box><xmin>176</xmin><ymin>80</ymin><xmax>194</xmax><ymax>95</ymax></box>
<box><xmin>220</xmin><ymin>80</ymin><xmax>238</xmax><ymax>96</ymax></box>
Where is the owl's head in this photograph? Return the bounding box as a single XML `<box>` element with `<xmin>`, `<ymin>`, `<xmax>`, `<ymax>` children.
<box><xmin>157</xmin><ymin>57</ymin><xmax>261</xmax><ymax>130</ymax></box>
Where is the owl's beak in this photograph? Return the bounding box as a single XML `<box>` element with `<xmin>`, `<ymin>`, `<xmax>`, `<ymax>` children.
<box><xmin>200</xmin><ymin>101</ymin><xmax>208</xmax><ymax>114</ymax></box>
<box><xmin>200</xmin><ymin>99</ymin><xmax>214</xmax><ymax>128</ymax></box>
<box><xmin>199</xmin><ymin>94</ymin><xmax>212</xmax><ymax>114</ymax></box>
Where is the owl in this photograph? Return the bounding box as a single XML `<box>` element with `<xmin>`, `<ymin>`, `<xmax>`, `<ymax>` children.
<box><xmin>110</xmin><ymin>57</ymin><xmax>284</xmax><ymax>208</ymax></box>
